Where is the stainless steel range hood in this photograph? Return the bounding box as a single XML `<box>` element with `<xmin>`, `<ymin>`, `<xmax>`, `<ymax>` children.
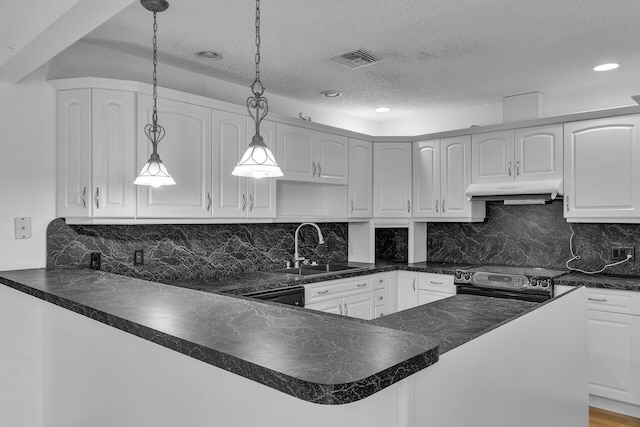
<box><xmin>465</xmin><ymin>179</ymin><xmax>563</xmax><ymax>205</ymax></box>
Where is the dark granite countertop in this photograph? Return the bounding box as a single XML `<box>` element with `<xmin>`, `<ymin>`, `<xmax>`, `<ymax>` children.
<box><xmin>167</xmin><ymin>261</ymin><xmax>468</xmax><ymax>296</ymax></box>
<box><xmin>371</xmin><ymin>294</ymin><xmax>539</xmax><ymax>354</ymax></box>
<box><xmin>0</xmin><ymin>268</ymin><xmax>438</xmax><ymax>405</ymax></box>
<box><xmin>555</xmin><ymin>272</ymin><xmax>640</xmax><ymax>292</ymax></box>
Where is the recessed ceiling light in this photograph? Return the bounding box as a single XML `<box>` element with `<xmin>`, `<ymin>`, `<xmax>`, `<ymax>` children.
<box><xmin>374</xmin><ymin>107</ymin><xmax>391</xmax><ymax>113</ymax></box>
<box><xmin>196</xmin><ymin>51</ymin><xmax>223</xmax><ymax>60</ymax></box>
<box><xmin>593</xmin><ymin>63</ymin><xmax>619</xmax><ymax>72</ymax></box>
<box><xmin>320</xmin><ymin>90</ymin><xmax>342</xmax><ymax>98</ymax></box>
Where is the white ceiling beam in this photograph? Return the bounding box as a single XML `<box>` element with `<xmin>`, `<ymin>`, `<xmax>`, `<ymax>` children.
<box><xmin>0</xmin><ymin>0</ymin><xmax>135</xmax><ymax>83</ymax></box>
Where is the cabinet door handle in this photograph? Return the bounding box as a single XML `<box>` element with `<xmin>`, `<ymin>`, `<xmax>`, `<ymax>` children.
<box><xmin>516</xmin><ymin>160</ymin><xmax>520</xmax><ymax>176</ymax></box>
<box><xmin>344</xmin><ymin>304</ymin><xmax>348</xmax><ymax>316</ymax></box>
<box><xmin>429</xmin><ymin>281</ymin><xmax>444</xmax><ymax>285</ymax></box>
<box><xmin>442</xmin><ymin>199</ymin><xmax>445</xmax><ymax>212</ymax></box>
<box><xmin>566</xmin><ymin>195</ymin><xmax>569</xmax><ymax>212</ymax></box>
<box><xmin>81</xmin><ymin>187</ymin><xmax>87</xmax><ymax>209</ymax></box>
<box><xmin>207</xmin><ymin>192</ymin><xmax>212</xmax><ymax>211</ymax></box>
<box><xmin>350</xmin><ymin>200</ymin><xmax>354</xmax><ymax>213</ymax></box>
<box><xmin>317</xmin><ymin>289</ymin><xmax>329</xmax><ymax>294</ymax></box>
<box><xmin>312</xmin><ymin>162</ymin><xmax>317</xmax><ymax>177</ymax></box>
<box><xmin>508</xmin><ymin>161</ymin><xmax>512</xmax><ymax>176</ymax></box>
<box><xmin>242</xmin><ymin>193</ymin><xmax>246</xmax><ymax>211</ymax></box>
<box><xmin>435</xmin><ymin>199</ymin><xmax>439</xmax><ymax>212</ymax></box>
<box><xmin>95</xmin><ymin>187</ymin><xmax>100</xmax><ymax>209</ymax></box>
<box><xmin>318</xmin><ymin>163</ymin><xmax>322</xmax><ymax>177</ymax></box>
<box><xmin>412</xmin><ymin>278</ymin><xmax>416</xmax><ymax>291</ymax></box>
<box><xmin>407</xmin><ymin>200</ymin><xmax>411</xmax><ymax>213</ymax></box>
<box><xmin>357</xmin><ymin>283</ymin><xmax>367</xmax><ymax>288</ymax></box>
<box><xmin>588</xmin><ymin>297</ymin><xmax>608</xmax><ymax>303</ymax></box>
<box><xmin>339</xmin><ymin>304</ymin><xmax>343</xmax><ymax>315</ymax></box>
<box><xmin>249</xmin><ymin>194</ymin><xmax>254</xmax><ymax>212</ymax></box>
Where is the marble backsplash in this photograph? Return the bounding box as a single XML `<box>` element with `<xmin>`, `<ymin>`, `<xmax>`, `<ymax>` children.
<box><xmin>375</xmin><ymin>228</ymin><xmax>409</xmax><ymax>262</ymax></box>
<box><xmin>427</xmin><ymin>200</ymin><xmax>640</xmax><ymax>277</ymax></box>
<box><xmin>47</xmin><ymin>219</ymin><xmax>347</xmax><ymax>283</ymax></box>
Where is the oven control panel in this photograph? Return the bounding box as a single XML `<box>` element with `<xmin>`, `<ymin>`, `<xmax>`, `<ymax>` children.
<box><xmin>455</xmin><ymin>270</ymin><xmax>552</xmax><ymax>291</ymax></box>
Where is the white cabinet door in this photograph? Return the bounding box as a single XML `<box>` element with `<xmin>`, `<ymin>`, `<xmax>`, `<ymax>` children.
<box><xmin>396</xmin><ymin>271</ymin><xmax>418</xmax><ymax>311</ymax></box>
<box><xmin>514</xmin><ymin>124</ymin><xmax>563</xmax><ymax>182</ymax></box>
<box><xmin>588</xmin><ymin>309</ymin><xmax>640</xmax><ymax>405</ymax></box>
<box><xmin>472</xmin><ymin>130</ymin><xmax>514</xmax><ymax>184</ymax></box>
<box><xmin>418</xmin><ymin>289</ymin><xmax>452</xmax><ymax>305</ymax></box>
<box><xmin>305</xmin><ymin>297</ymin><xmax>343</xmax><ymax>316</ymax></box>
<box><xmin>211</xmin><ymin>110</ymin><xmax>247</xmax><ymax>217</ymax></box>
<box><xmin>246</xmin><ymin>119</ymin><xmax>277</xmax><ymax>218</ymax></box>
<box><xmin>343</xmin><ymin>292</ymin><xmax>374</xmax><ymax>320</ymax></box>
<box><xmin>564</xmin><ymin>115</ymin><xmax>640</xmax><ymax>221</ymax></box>
<box><xmin>137</xmin><ymin>96</ymin><xmax>212</xmax><ymax>218</ymax></box>
<box><xmin>57</xmin><ymin>89</ymin><xmax>92</xmax><ymax>218</ymax></box>
<box><xmin>316</xmin><ymin>132</ymin><xmax>348</xmax><ymax>185</ymax></box>
<box><xmin>57</xmin><ymin>89</ymin><xmax>136</xmax><ymax>219</ymax></box>
<box><xmin>348</xmin><ymin>139</ymin><xmax>373</xmax><ymax>218</ymax></box>
<box><xmin>413</xmin><ymin>140</ymin><xmax>440</xmax><ymax>218</ymax></box>
<box><xmin>276</xmin><ymin>124</ymin><xmax>316</xmax><ymax>182</ymax></box>
<box><xmin>440</xmin><ymin>135</ymin><xmax>475</xmax><ymax>218</ymax></box>
<box><xmin>374</xmin><ymin>142</ymin><xmax>412</xmax><ymax>217</ymax></box>
<box><xmin>91</xmin><ymin>89</ymin><xmax>136</xmax><ymax>218</ymax></box>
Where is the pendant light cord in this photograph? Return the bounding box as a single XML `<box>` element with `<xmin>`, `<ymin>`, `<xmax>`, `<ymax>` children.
<box><xmin>565</xmin><ymin>223</ymin><xmax>632</xmax><ymax>274</ymax></box>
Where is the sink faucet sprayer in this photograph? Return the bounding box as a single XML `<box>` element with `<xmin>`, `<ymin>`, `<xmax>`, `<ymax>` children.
<box><xmin>294</xmin><ymin>223</ymin><xmax>325</xmax><ymax>268</ymax></box>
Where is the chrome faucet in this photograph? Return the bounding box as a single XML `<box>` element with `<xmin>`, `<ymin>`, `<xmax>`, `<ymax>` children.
<box><xmin>294</xmin><ymin>223</ymin><xmax>325</xmax><ymax>268</ymax></box>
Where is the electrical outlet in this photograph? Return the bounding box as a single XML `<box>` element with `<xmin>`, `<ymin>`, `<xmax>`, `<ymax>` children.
<box><xmin>611</xmin><ymin>246</ymin><xmax>635</xmax><ymax>261</ymax></box>
<box><xmin>133</xmin><ymin>249</ymin><xmax>144</xmax><ymax>266</ymax></box>
<box><xmin>89</xmin><ymin>252</ymin><xmax>101</xmax><ymax>270</ymax></box>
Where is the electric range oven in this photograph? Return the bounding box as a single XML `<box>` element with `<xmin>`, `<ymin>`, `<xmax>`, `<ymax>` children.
<box><xmin>454</xmin><ymin>265</ymin><xmax>569</xmax><ymax>303</ymax></box>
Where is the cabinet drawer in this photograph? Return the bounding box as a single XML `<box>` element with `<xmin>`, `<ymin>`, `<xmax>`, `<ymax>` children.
<box><xmin>374</xmin><ymin>288</ymin><xmax>385</xmax><ymax>306</ymax></box>
<box><xmin>587</xmin><ymin>289</ymin><xmax>640</xmax><ymax>315</ymax></box>
<box><xmin>418</xmin><ymin>273</ymin><xmax>455</xmax><ymax>294</ymax></box>
<box><xmin>374</xmin><ymin>305</ymin><xmax>386</xmax><ymax>318</ymax></box>
<box><xmin>305</xmin><ymin>277</ymin><xmax>373</xmax><ymax>303</ymax></box>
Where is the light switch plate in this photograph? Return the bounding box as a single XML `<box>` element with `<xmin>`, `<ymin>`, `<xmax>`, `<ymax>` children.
<box><xmin>14</xmin><ymin>217</ymin><xmax>31</xmax><ymax>239</ymax></box>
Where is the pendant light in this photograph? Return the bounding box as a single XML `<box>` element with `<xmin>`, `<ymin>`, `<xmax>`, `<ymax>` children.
<box><xmin>232</xmin><ymin>0</ymin><xmax>283</xmax><ymax>178</ymax></box>
<box><xmin>135</xmin><ymin>0</ymin><xmax>176</xmax><ymax>187</ymax></box>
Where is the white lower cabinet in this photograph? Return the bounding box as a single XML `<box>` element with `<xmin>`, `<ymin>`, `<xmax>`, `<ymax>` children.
<box><xmin>586</xmin><ymin>288</ymin><xmax>640</xmax><ymax>408</ymax></box>
<box><xmin>417</xmin><ymin>273</ymin><xmax>456</xmax><ymax>304</ymax></box>
<box><xmin>397</xmin><ymin>272</ymin><xmax>455</xmax><ymax>312</ymax></box>
<box><xmin>305</xmin><ymin>276</ymin><xmax>374</xmax><ymax>320</ymax></box>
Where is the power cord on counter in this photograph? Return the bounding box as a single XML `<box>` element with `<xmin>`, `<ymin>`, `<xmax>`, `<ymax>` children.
<box><xmin>565</xmin><ymin>223</ymin><xmax>632</xmax><ymax>274</ymax></box>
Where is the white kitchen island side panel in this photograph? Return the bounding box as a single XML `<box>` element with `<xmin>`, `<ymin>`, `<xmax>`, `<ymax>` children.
<box><xmin>409</xmin><ymin>286</ymin><xmax>588</xmax><ymax>427</ymax></box>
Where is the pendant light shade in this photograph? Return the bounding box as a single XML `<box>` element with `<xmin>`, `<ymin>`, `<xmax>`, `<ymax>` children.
<box><xmin>135</xmin><ymin>0</ymin><xmax>175</xmax><ymax>186</ymax></box>
<box><xmin>232</xmin><ymin>0</ymin><xmax>283</xmax><ymax>179</ymax></box>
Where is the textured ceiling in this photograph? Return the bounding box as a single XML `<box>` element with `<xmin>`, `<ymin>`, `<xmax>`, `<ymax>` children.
<box><xmin>81</xmin><ymin>0</ymin><xmax>640</xmax><ymax>121</ymax></box>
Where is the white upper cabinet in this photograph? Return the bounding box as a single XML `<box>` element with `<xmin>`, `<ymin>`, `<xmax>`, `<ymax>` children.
<box><xmin>348</xmin><ymin>139</ymin><xmax>373</xmax><ymax>218</ymax></box>
<box><xmin>245</xmin><ymin>120</ymin><xmax>277</xmax><ymax>218</ymax></box>
<box><xmin>564</xmin><ymin>114</ymin><xmax>640</xmax><ymax>222</ymax></box>
<box><xmin>276</xmin><ymin>123</ymin><xmax>348</xmax><ymax>185</ymax></box>
<box><xmin>414</xmin><ymin>136</ymin><xmax>484</xmax><ymax>221</ymax></box>
<box><xmin>211</xmin><ymin>110</ymin><xmax>248</xmax><ymax>217</ymax></box>
<box><xmin>472</xmin><ymin>124</ymin><xmax>562</xmax><ymax>184</ymax></box>
<box><xmin>137</xmin><ymin>95</ymin><xmax>212</xmax><ymax>218</ymax></box>
<box><xmin>413</xmin><ymin>140</ymin><xmax>440</xmax><ymax>217</ymax></box>
<box><xmin>56</xmin><ymin>88</ymin><xmax>136</xmax><ymax>219</ymax></box>
<box><xmin>374</xmin><ymin>142</ymin><xmax>412</xmax><ymax>217</ymax></box>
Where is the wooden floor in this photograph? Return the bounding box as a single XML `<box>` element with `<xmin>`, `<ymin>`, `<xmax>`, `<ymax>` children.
<box><xmin>590</xmin><ymin>407</ymin><xmax>640</xmax><ymax>427</ymax></box>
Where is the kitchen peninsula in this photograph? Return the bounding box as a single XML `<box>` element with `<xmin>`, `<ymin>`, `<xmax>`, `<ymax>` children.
<box><xmin>0</xmin><ymin>265</ymin><xmax>587</xmax><ymax>427</ymax></box>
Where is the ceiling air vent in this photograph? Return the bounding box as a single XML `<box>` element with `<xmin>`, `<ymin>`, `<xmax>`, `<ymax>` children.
<box><xmin>330</xmin><ymin>49</ymin><xmax>384</xmax><ymax>69</ymax></box>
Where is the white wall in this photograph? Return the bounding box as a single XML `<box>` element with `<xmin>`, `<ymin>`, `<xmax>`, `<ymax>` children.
<box><xmin>0</xmin><ymin>71</ymin><xmax>56</xmax><ymax>270</ymax></box>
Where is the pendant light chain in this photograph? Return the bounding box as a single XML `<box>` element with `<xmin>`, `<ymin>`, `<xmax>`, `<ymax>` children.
<box><xmin>151</xmin><ymin>10</ymin><xmax>159</xmax><ymax>129</ymax></box>
<box><xmin>254</xmin><ymin>0</ymin><xmax>261</xmax><ymax>90</ymax></box>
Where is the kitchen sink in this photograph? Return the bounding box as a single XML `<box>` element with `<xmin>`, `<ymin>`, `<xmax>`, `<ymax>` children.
<box><xmin>270</xmin><ymin>263</ymin><xmax>367</xmax><ymax>277</ymax></box>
